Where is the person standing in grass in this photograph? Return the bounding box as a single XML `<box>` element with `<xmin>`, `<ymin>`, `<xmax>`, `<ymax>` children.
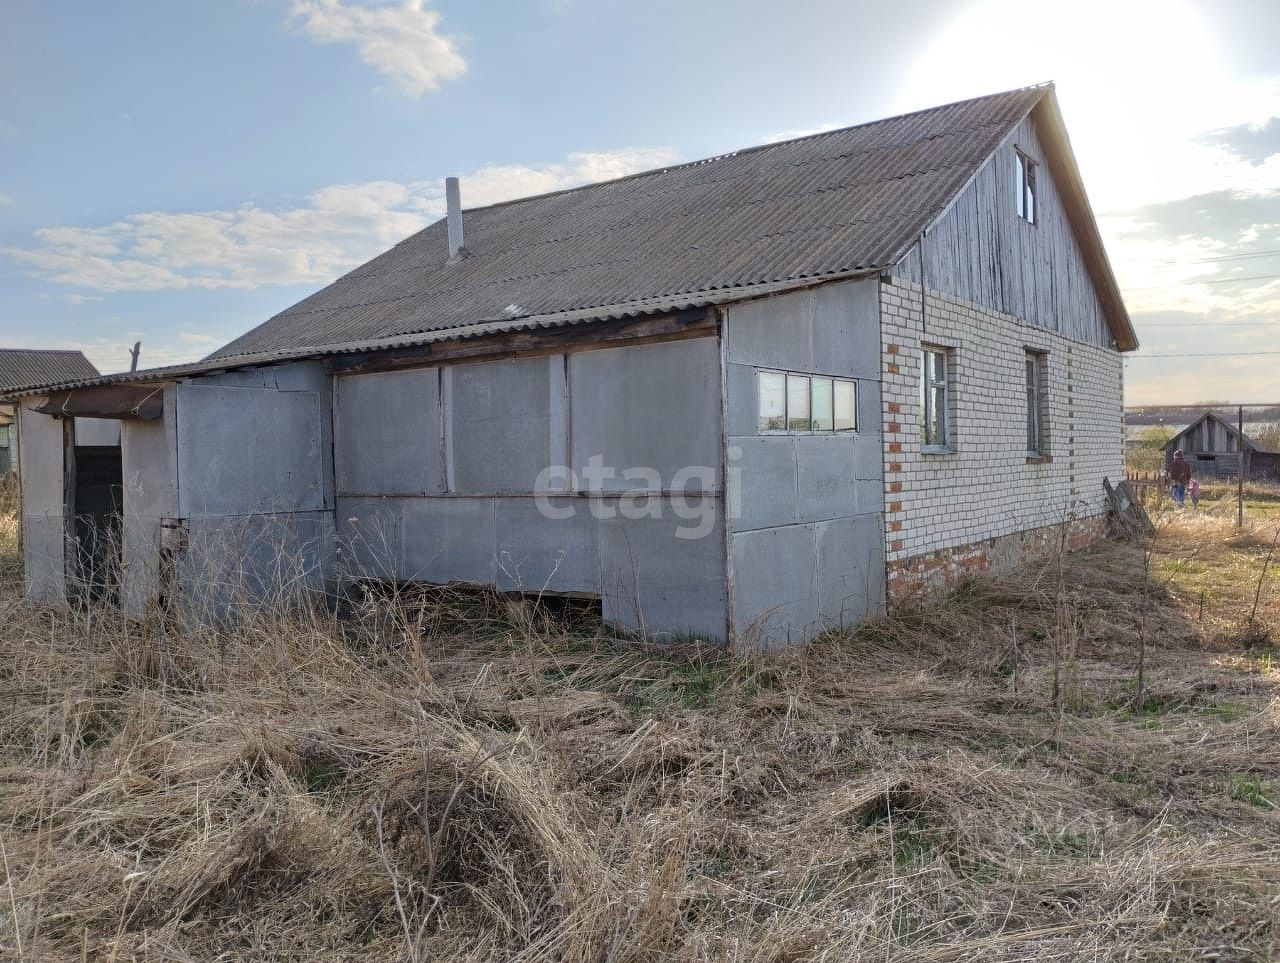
<box><xmin>1189</xmin><ymin>476</ymin><xmax>1201</xmax><ymax>511</ymax></box>
<box><xmin>1170</xmin><ymin>449</ymin><xmax>1191</xmax><ymax>507</ymax></box>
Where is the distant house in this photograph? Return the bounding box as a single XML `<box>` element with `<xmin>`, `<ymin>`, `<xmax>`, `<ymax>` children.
<box><xmin>1164</xmin><ymin>411</ymin><xmax>1280</xmax><ymax>482</ymax></box>
<box><xmin>4</xmin><ymin>84</ymin><xmax>1137</xmax><ymax>647</ymax></box>
<box><xmin>0</xmin><ymin>349</ymin><xmax>101</xmax><ymax>475</ymax></box>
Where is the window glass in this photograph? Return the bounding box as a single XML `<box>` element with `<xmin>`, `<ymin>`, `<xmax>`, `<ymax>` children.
<box><xmin>1015</xmin><ymin>153</ymin><xmax>1026</xmax><ymax>219</ymax></box>
<box><xmin>1026</xmin><ymin>353</ymin><xmax>1043</xmax><ymax>453</ymax></box>
<box><xmin>786</xmin><ymin>374</ymin><xmax>811</xmax><ymax>431</ymax></box>
<box><xmin>1016</xmin><ymin>151</ymin><xmax>1037</xmax><ymax>223</ymax></box>
<box><xmin>811</xmin><ymin>378</ymin><xmax>834</xmax><ymax>431</ymax></box>
<box><xmin>834</xmin><ymin>380</ymin><xmax>856</xmax><ymax>431</ymax></box>
<box><xmin>922</xmin><ymin>348</ymin><xmax>948</xmax><ymax>448</ymax></box>
<box><xmin>758</xmin><ymin>371</ymin><xmax>786</xmax><ymax>431</ymax></box>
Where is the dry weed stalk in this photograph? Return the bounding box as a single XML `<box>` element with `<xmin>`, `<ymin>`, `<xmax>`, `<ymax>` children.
<box><xmin>0</xmin><ymin>502</ymin><xmax>1277</xmax><ymax>960</ymax></box>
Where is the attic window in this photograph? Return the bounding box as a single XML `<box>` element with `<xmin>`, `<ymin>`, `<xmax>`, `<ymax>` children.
<box><xmin>1015</xmin><ymin>150</ymin><xmax>1037</xmax><ymax>223</ymax></box>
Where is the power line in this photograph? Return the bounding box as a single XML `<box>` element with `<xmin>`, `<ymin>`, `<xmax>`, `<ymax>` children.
<box><xmin>1139</xmin><ymin>320</ymin><xmax>1278</xmax><ymax>327</ymax></box>
<box><xmin>1125</xmin><ymin>272</ymin><xmax>1280</xmax><ymax>291</ymax></box>
<box><xmin>1125</xmin><ymin>350</ymin><xmax>1280</xmax><ymax>358</ymax></box>
<box><xmin>1188</xmin><ymin>249</ymin><xmax>1280</xmax><ymax>264</ymax></box>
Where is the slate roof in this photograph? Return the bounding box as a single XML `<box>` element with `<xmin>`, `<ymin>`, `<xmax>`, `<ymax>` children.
<box><xmin>7</xmin><ymin>84</ymin><xmax>1136</xmax><ymax>398</ymax></box>
<box><xmin>216</xmin><ymin>84</ymin><xmax>1103</xmax><ymax>359</ymax></box>
<box><xmin>0</xmin><ymin>349</ymin><xmax>99</xmax><ymax>392</ymax></box>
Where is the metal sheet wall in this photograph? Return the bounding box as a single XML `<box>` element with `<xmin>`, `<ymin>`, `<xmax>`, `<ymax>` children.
<box><xmin>171</xmin><ymin>363</ymin><xmax>337</xmax><ymax>620</ymax></box>
<box><xmin>723</xmin><ymin>279</ymin><xmax>887</xmax><ymax>648</ymax></box>
<box><xmin>334</xmin><ymin>338</ymin><xmax>728</xmax><ymax>640</ymax></box>
<box><xmin>17</xmin><ymin>401</ymin><xmax>66</xmax><ymax>602</ymax></box>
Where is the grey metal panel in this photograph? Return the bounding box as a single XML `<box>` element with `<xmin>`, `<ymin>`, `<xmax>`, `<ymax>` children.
<box><xmin>451</xmin><ymin>357</ymin><xmax>551</xmax><ymax>493</ymax></box>
<box><xmin>120</xmin><ymin>516</ymin><xmax>161</xmax><ymax>619</ymax></box>
<box><xmin>178</xmin><ymin>512</ymin><xmax>335</xmax><ymax>623</ymax></box>
<box><xmin>725</xmin><ymin>278</ymin><xmax>880</xmax><ymax>378</ymax></box>
<box><xmin>74</xmin><ymin>418</ymin><xmax>120</xmax><ymax>447</ymax></box>
<box><xmin>22</xmin><ymin>515</ymin><xmax>65</xmax><ymax>603</ymax></box>
<box><xmin>121</xmin><ymin>391</ymin><xmax>178</xmax><ymax>519</ymax></box>
<box><xmin>726</xmin><ymin>288</ymin><xmax>816</xmax><ymax>371</ymax></box>
<box><xmin>599</xmin><ymin>510</ymin><xmax>727</xmax><ymax>641</ymax></box>
<box><xmin>810</xmin><ymin>279</ymin><xmax>883</xmax><ymax>380</ymax></box>
<box><xmin>399</xmin><ymin>497</ymin><xmax>497</xmax><ymax>585</ymax></box>
<box><xmin>795</xmin><ymin>435</ymin><xmax>862</xmax><ymax>522</ymax></box>
<box><xmin>729</xmin><ymin>524</ymin><xmax>819</xmax><ymax>648</ymax></box>
<box><xmin>198</xmin><ymin>361</ymin><xmax>330</xmax><ymax>393</ymax></box>
<box><xmin>852</xmin><ymin>433</ymin><xmax>884</xmax><ymax>483</ymax></box>
<box><xmin>815</xmin><ymin>514</ymin><xmax>886</xmax><ymax>628</ymax></box>
<box><xmin>177</xmin><ymin>384</ymin><xmax>326</xmax><ymax>517</ymax></box>
<box><xmin>724</xmin><ymin>363</ymin><xmax>759</xmax><ymax>438</ymax></box>
<box><xmin>569</xmin><ymin>338</ymin><xmax>721</xmax><ymax>493</ymax></box>
<box><xmin>336</xmin><ymin>496</ymin><xmax>403</xmax><ymax>581</ymax></box>
<box><xmin>335</xmin><ymin>368</ymin><xmax>443</xmax><ymax>496</ymax></box>
<box><xmin>856</xmin><ymin>381</ymin><xmax>882</xmax><ymax>436</ymax></box>
<box><xmin>494</xmin><ymin>497</ymin><xmax>601</xmax><ymax>593</ymax></box>
<box><xmin>729</xmin><ymin>436</ymin><xmax>797</xmax><ymax>532</ymax></box>
<box><xmin>16</xmin><ymin>403</ymin><xmax>63</xmax><ymax>516</ymax></box>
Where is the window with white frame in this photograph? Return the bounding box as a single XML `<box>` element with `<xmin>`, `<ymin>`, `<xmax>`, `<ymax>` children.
<box><xmin>1015</xmin><ymin>150</ymin><xmax>1037</xmax><ymax>223</ymax></box>
<box><xmin>757</xmin><ymin>370</ymin><xmax>856</xmax><ymax>433</ymax></box>
<box><xmin>1025</xmin><ymin>351</ymin><xmax>1047</xmax><ymax>455</ymax></box>
<box><xmin>921</xmin><ymin>348</ymin><xmax>949</xmax><ymax>450</ymax></box>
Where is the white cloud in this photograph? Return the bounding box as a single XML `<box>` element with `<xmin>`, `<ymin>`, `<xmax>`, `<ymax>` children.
<box><xmin>0</xmin><ymin>192</ymin><xmax>11</xmax><ymax>205</ymax></box>
<box><xmin>178</xmin><ymin>331</ymin><xmax>221</xmax><ymax>345</ymax></box>
<box><xmin>289</xmin><ymin>0</ymin><xmax>466</xmax><ymax>97</ymax></box>
<box><xmin>2</xmin><ymin>148</ymin><xmax>679</xmax><ymax>294</ymax></box>
<box><xmin>63</xmin><ymin>293</ymin><xmax>102</xmax><ymax>305</ymax></box>
<box><xmin>762</xmin><ymin>122</ymin><xmax>843</xmax><ymax>145</ymax></box>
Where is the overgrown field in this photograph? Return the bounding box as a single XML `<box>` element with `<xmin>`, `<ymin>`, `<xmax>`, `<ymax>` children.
<box><xmin>1</xmin><ymin>489</ymin><xmax>1278</xmax><ymax>960</ymax></box>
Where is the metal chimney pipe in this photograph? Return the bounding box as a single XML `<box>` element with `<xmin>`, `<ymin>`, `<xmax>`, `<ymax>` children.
<box><xmin>445</xmin><ymin>177</ymin><xmax>464</xmax><ymax>258</ymax></box>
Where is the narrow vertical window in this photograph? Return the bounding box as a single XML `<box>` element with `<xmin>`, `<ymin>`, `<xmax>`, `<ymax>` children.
<box><xmin>786</xmin><ymin>374</ymin><xmax>811</xmax><ymax>431</ymax></box>
<box><xmin>810</xmin><ymin>377</ymin><xmax>834</xmax><ymax>431</ymax></box>
<box><xmin>757</xmin><ymin>371</ymin><xmax>786</xmax><ymax>431</ymax></box>
<box><xmin>1026</xmin><ymin>351</ymin><xmax>1046</xmax><ymax>455</ymax></box>
<box><xmin>833</xmin><ymin>380</ymin><xmax>857</xmax><ymax>431</ymax></box>
<box><xmin>921</xmin><ymin>348</ymin><xmax>949</xmax><ymax>449</ymax></box>
<box><xmin>1016</xmin><ymin>150</ymin><xmax>1037</xmax><ymax>224</ymax></box>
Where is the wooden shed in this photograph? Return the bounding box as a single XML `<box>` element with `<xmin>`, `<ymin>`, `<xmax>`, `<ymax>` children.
<box><xmin>1163</xmin><ymin>411</ymin><xmax>1280</xmax><ymax>482</ymax></box>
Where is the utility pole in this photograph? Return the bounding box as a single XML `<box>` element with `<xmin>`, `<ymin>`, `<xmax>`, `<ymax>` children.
<box><xmin>1238</xmin><ymin>404</ymin><xmax>1245</xmax><ymax>528</ymax></box>
<box><xmin>129</xmin><ymin>341</ymin><xmax>141</xmax><ymax>373</ymax></box>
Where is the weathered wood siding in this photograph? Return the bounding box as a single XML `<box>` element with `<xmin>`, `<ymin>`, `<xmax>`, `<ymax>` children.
<box><xmin>1171</xmin><ymin>417</ymin><xmax>1245</xmax><ymax>456</ymax></box>
<box><xmin>894</xmin><ymin>112</ymin><xmax>1112</xmax><ymax>348</ymax></box>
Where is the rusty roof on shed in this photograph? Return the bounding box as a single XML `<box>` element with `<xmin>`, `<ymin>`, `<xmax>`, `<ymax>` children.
<box><xmin>0</xmin><ymin>349</ymin><xmax>98</xmax><ymax>392</ymax></box>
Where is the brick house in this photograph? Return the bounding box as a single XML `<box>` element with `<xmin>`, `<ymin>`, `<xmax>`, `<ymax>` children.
<box><xmin>6</xmin><ymin>83</ymin><xmax>1136</xmax><ymax>647</ymax></box>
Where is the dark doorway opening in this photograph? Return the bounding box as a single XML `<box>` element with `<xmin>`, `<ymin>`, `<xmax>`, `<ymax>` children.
<box><xmin>71</xmin><ymin>445</ymin><xmax>123</xmax><ymax>602</ymax></box>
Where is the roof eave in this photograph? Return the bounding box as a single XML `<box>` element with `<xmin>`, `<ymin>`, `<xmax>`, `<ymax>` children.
<box><xmin>3</xmin><ymin>271</ymin><xmax>880</xmax><ymax>400</ymax></box>
<box><xmin>1031</xmin><ymin>94</ymin><xmax>1138</xmax><ymax>352</ymax></box>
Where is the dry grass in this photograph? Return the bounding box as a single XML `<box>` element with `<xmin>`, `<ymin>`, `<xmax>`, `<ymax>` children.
<box><xmin>1</xmin><ymin>506</ymin><xmax>1278</xmax><ymax>960</ymax></box>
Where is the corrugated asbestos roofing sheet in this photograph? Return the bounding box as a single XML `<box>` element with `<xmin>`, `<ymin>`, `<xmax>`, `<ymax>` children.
<box><xmin>7</xmin><ymin>85</ymin><xmax>1073</xmax><ymax>398</ymax></box>
<box><xmin>212</xmin><ymin>86</ymin><xmax>1048</xmax><ymax>360</ymax></box>
<box><xmin>2</xmin><ymin>280</ymin><xmax>838</xmax><ymax>396</ymax></box>
<box><xmin>0</xmin><ymin>349</ymin><xmax>99</xmax><ymax>392</ymax></box>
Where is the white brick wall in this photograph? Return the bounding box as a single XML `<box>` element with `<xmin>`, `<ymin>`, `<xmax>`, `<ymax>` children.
<box><xmin>880</xmin><ymin>279</ymin><xmax>1124</xmax><ymax>565</ymax></box>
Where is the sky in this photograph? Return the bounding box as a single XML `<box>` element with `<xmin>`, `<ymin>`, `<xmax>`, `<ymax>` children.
<box><xmin>1</xmin><ymin>0</ymin><xmax>1277</xmax><ymax>406</ymax></box>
